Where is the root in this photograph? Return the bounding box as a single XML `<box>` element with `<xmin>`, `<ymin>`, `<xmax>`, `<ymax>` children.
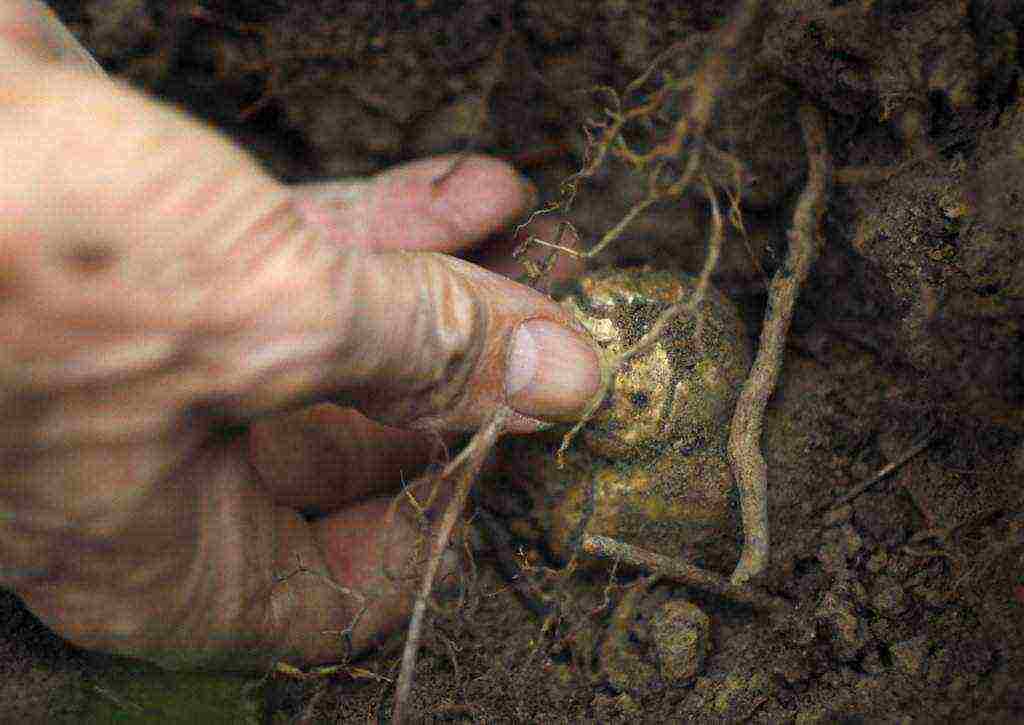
<box><xmin>727</xmin><ymin>104</ymin><xmax>832</xmax><ymax>585</ymax></box>
<box><xmin>555</xmin><ymin>174</ymin><xmax>726</xmax><ymax>466</ymax></box>
<box><xmin>506</xmin><ymin>0</ymin><xmax>764</xmax><ymax>464</ymax></box>
<box><xmin>271</xmin><ymin>553</ymin><xmax>369</xmax><ymax>667</ymax></box>
<box><xmin>391</xmin><ymin>407</ymin><xmax>509</xmax><ymax>724</ymax></box>
<box><xmin>581</xmin><ymin>534</ymin><xmax>789</xmax><ymax>613</ymax></box>
<box><xmin>472</xmin><ymin>505</ymin><xmax>553</xmax><ymax>617</ymax></box>
<box><xmin>511</xmin><ymin>0</ymin><xmax>762</xmax><ymax>290</ymax></box>
<box><xmin>619</xmin><ymin>174</ymin><xmax>724</xmax><ymax>364</ymax></box>
<box><xmin>825</xmin><ymin>423</ymin><xmax>937</xmax><ymax>511</ymax></box>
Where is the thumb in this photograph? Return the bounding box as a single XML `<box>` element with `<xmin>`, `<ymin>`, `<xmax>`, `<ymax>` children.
<box><xmin>288</xmin><ymin>248</ymin><xmax>603</xmax><ymax>433</ymax></box>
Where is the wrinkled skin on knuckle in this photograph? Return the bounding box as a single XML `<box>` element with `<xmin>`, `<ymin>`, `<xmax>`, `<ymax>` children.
<box><xmin>329</xmin><ymin>250</ymin><xmax>582</xmax><ymax>433</ymax></box>
<box><xmin>356</xmin><ymin>252</ymin><xmax>487</xmax><ymax>427</ymax></box>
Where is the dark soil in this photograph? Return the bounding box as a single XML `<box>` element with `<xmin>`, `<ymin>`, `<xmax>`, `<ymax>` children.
<box><xmin>7</xmin><ymin>0</ymin><xmax>1024</xmax><ymax>722</ymax></box>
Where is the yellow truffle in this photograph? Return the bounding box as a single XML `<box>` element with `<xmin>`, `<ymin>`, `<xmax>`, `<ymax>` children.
<box><xmin>489</xmin><ymin>267</ymin><xmax>751</xmax><ymax>568</ymax></box>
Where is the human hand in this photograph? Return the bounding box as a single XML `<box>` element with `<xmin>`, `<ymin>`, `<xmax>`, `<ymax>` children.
<box><xmin>0</xmin><ymin>1</ymin><xmax>599</xmax><ymax>670</ymax></box>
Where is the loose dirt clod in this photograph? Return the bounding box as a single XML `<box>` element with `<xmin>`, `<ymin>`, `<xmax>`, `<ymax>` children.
<box><xmin>651</xmin><ymin>599</ymin><xmax>711</xmax><ymax>682</ymax></box>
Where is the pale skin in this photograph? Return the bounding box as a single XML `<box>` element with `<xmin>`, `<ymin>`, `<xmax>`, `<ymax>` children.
<box><xmin>0</xmin><ymin>2</ymin><xmax>599</xmax><ymax>670</ymax></box>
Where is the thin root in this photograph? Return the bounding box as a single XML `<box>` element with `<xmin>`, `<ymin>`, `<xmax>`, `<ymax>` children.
<box><xmin>391</xmin><ymin>407</ymin><xmax>510</xmax><ymax>724</ymax></box>
<box><xmin>581</xmin><ymin>534</ymin><xmax>789</xmax><ymax>612</ymax></box>
<box><xmin>826</xmin><ymin>424</ymin><xmax>937</xmax><ymax>511</ymax></box>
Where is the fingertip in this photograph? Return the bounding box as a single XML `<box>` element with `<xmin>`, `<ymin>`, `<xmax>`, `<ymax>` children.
<box><xmin>425</xmin><ymin>154</ymin><xmax>536</xmax><ymax>241</ymax></box>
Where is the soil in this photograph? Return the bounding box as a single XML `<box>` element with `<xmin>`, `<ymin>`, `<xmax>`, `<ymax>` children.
<box><xmin>7</xmin><ymin>0</ymin><xmax>1024</xmax><ymax>722</ymax></box>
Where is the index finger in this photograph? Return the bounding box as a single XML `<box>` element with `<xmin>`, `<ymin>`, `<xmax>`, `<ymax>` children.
<box><xmin>293</xmin><ymin>155</ymin><xmax>536</xmax><ymax>254</ymax></box>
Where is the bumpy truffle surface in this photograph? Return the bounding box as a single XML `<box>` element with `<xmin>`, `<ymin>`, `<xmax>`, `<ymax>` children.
<box><xmin>492</xmin><ymin>267</ymin><xmax>751</xmax><ymax>566</ymax></box>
